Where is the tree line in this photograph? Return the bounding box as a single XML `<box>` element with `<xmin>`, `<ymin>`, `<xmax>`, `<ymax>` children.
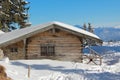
<box><xmin>83</xmin><ymin>23</ymin><xmax>94</xmax><ymax>33</ymax></box>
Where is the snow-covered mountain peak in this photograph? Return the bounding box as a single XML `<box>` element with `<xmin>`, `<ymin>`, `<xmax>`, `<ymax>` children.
<box><xmin>114</xmin><ymin>25</ymin><xmax>120</xmax><ymax>28</ymax></box>
<box><xmin>103</xmin><ymin>41</ymin><xmax>120</xmax><ymax>46</ymax></box>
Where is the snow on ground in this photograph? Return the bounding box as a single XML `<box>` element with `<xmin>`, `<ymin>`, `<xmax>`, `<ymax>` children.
<box><xmin>0</xmin><ymin>51</ymin><xmax>120</xmax><ymax>80</ymax></box>
<box><xmin>0</xmin><ymin>42</ymin><xmax>120</xmax><ymax>80</ymax></box>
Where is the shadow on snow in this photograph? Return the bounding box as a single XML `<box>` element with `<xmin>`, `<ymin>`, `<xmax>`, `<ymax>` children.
<box><xmin>11</xmin><ymin>61</ymin><xmax>120</xmax><ymax>80</ymax></box>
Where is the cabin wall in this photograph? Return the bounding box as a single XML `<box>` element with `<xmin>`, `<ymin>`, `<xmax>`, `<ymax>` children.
<box><xmin>27</xmin><ymin>29</ymin><xmax>83</xmax><ymax>62</ymax></box>
<box><xmin>1</xmin><ymin>29</ymin><xmax>83</xmax><ymax>62</ymax></box>
<box><xmin>2</xmin><ymin>41</ymin><xmax>25</xmax><ymax>60</ymax></box>
<box><xmin>0</xmin><ymin>49</ymin><xmax>4</xmax><ymax>59</ymax></box>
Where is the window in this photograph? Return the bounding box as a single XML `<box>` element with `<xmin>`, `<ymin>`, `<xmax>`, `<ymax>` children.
<box><xmin>41</xmin><ymin>44</ymin><xmax>55</xmax><ymax>56</ymax></box>
<box><xmin>10</xmin><ymin>47</ymin><xmax>18</xmax><ymax>52</ymax></box>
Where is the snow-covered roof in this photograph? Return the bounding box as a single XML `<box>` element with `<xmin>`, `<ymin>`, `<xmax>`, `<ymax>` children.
<box><xmin>0</xmin><ymin>21</ymin><xmax>102</xmax><ymax>47</ymax></box>
<box><xmin>53</xmin><ymin>21</ymin><xmax>100</xmax><ymax>39</ymax></box>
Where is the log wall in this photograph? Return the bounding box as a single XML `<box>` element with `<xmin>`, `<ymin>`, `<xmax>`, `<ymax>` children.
<box><xmin>27</xmin><ymin>29</ymin><xmax>83</xmax><ymax>62</ymax></box>
<box><xmin>2</xmin><ymin>28</ymin><xmax>83</xmax><ymax>62</ymax></box>
<box><xmin>2</xmin><ymin>41</ymin><xmax>25</xmax><ymax>60</ymax></box>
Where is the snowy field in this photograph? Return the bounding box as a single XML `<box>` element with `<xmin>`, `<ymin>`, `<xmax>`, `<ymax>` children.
<box><xmin>0</xmin><ymin>42</ymin><xmax>120</xmax><ymax>80</ymax></box>
<box><xmin>0</xmin><ymin>52</ymin><xmax>120</xmax><ymax>80</ymax></box>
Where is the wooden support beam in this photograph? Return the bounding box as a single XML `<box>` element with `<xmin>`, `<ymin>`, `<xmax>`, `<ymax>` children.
<box><xmin>23</xmin><ymin>38</ymin><xmax>28</xmax><ymax>59</ymax></box>
<box><xmin>100</xmin><ymin>57</ymin><xmax>102</xmax><ymax>65</ymax></box>
<box><xmin>52</xmin><ymin>27</ymin><xmax>55</xmax><ymax>34</ymax></box>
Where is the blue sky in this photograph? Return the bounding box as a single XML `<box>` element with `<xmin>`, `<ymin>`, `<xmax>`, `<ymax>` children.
<box><xmin>27</xmin><ymin>0</ymin><xmax>120</xmax><ymax>27</ymax></box>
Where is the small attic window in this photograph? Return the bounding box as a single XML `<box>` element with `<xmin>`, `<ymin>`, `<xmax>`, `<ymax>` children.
<box><xmin>49</xmin><ymin>28</ymin><xmax>60</xmax><ymax>33</ymax></box>
<box><xmin>10</xmin><ymin>47</ymin><xmax>18</xmax><ymax>52</ymax></box>
<box><xmin>55</xmin><ymin>28</ymin><xmax>60</xmax><ymax>33</ymax></box>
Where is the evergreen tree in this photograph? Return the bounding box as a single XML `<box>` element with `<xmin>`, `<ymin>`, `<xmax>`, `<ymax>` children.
<box><xmin>0</xmin><ymin>0</ymin><xmax>31</xmax><ymax>32</ymax></box>
<box><xmin>83</xmin><ymin>23</ymin><xmax>87</xmax><ymax>30</ymax></box>
<box><xmin>88</xmin><ymin>23</ymin><xmax>94</xmax><ymax>33</ymax></box>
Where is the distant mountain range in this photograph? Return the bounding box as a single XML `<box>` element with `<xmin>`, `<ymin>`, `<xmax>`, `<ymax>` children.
<box><xmin>75</xmin><ymin>25</ymin><xmax>120</xmax><ymax>54</ymax></box>
<box><xmin>74</xmin><ymin>25</ymin><xmax>120</xmax><ymax>41</ymax></box>
<box><xmin>94</xmin><ymin>27</ymin><xmax>120</xmax><ymax>41</ymax></box>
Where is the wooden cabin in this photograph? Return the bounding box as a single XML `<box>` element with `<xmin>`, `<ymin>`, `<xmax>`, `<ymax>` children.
<box><xmin>0</xmin><ymin>21</ymin><xmax>102</xmax><ymax>62</ymax></box>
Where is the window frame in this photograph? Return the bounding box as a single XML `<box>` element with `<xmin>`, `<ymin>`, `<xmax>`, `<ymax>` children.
<box><xmin>41</xmin><ymin>44</ymin><xmax>55</xmax><ymax>56</ymax></box>
<box><xmin>10</xmin><ymin>47</ymin><xmax>18</xmax><ymax>53</ymax></box>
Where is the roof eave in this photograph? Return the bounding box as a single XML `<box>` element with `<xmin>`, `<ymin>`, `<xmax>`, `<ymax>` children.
<box><xmin>53</xmin><ymin>23</ymin><xmax>103</xmax><ymax>44</ymax></box>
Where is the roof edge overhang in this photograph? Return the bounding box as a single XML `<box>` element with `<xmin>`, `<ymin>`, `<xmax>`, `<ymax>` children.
<box><xmin>0</xmin><ymin>24</ymin><xmax>55</xmax><ymax>47</ymax></box>
<box><xmin>0</xmin><ymin>21</ymin><xmax>103</xmax><ymax>47</ymax></box>
<box><xmin>52</xmin><ymin>23</ymin><xmax>103</xmax><ymax>45</ymax></box>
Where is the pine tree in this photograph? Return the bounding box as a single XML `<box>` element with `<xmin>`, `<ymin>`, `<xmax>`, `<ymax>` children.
<box><xmin>0</xmin><ymin>0</ymin><xmax>31</xmax><ymax>32</ymax></box>
<box><xmin>88</xmin><ymin>23</ymin><xmax>94</xmax><ymax>33</ymax></box>
<box><xmin>83</xmin><ymin>23</ymin><xmax>87</xmax><ymax>30</ymax></box>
